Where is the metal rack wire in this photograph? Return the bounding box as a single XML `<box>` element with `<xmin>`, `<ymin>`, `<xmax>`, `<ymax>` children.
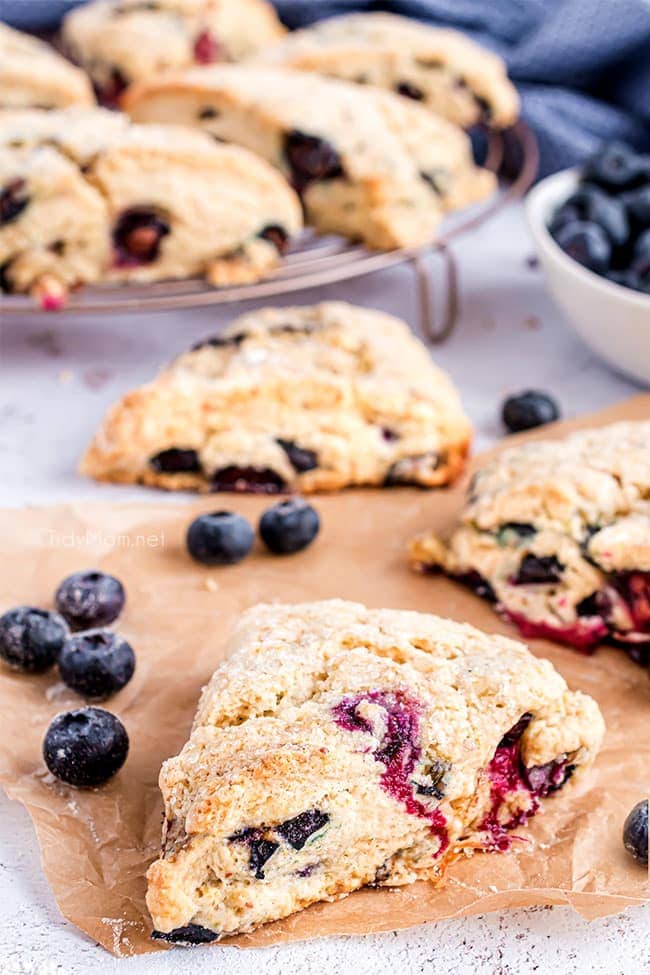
<box><xmin>1</xmin><ymin>121</ymin><xmax>539</xmax><ymax>342</ymax></box>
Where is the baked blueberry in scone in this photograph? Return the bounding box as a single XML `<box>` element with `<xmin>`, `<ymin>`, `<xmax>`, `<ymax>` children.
<box><xmin>410</xmin><ymin>421</ymin><xmax>650</xmax><ymax>664</ymax></box>
<box><xmin>79</xmin><ymin>302</ymin><xmax>472</xmax><ymax>493</ymax></box>
<box><xmin>61</xmin><ymin>0</ymin><xmax>285</xmax><ymax>106</ymax></box>
<box><xmin>0</xmin><ymin>23</ymin><xmax>95</xmax><ymax>110</ymax></box>
<box><xmin>123</xmin><ymin>66</ymin><xmax>496</xmax><ymax>249</ymax></box>
<box><xmin>250</xmin><ymin>12</ymin><xmax>520</xmax><ymax>130</ymax></box>
<box><xmin>0</xmin><ymin>107</ymin><xmax>301</xmax><ymax>303</ymax></box>
<box><xmin>146</xmin><ymin>599</ymin><xmax>604</xmax><ymax>942</ymax></box>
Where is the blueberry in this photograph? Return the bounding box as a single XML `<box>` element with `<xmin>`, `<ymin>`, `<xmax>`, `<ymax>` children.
<box><xmin>276</xmin><ymin>809</ymin><xmax>329</xmax><ymax>849</ymax></box>
<box><xmin>623</xmin><ymin>800</ymin><xmax>648</xmax><ymax>865</ymax></box>
<box><xmin>152</xmin><ymin>924</ymin><xmax>219</xmax><ymax>945</ymax></box>
<box><xmin>396</xmin><ymin>81</ymin><xmax>424</xmax><ymax>100</ymax></box>
<box><xmin>0</xmin><ymin>607</ymin><xmax>68</xmax><ymax>674</ymax></box>
<box><xmin>583</xmin><ymin>143</ymin><xmax>645</xmax><ymax>191</ymax></box>
<box><xmin>633</xmin><ymin>228</ymin><xmax>650</xmax><ymax>262</ymax></box>
<box><xmin>621</xmin><ymin>185</ymin><xmax>650</xmax><ymax>225</ymax></box>
<box><xmin>149</xmin><ymin>448</ymin><xmax>201</xmax><ymax>474</ymax></box>
<box><xmin>554</xmin><ymin>220</ymin><xmax>612</xmax><ymax>273</ymax></box>
<box><xmin>55</xmin><ymin>571</ymin><xmax>125</xmax><ymax>629</ymax></box>
<box><xmin>549</xmin><ymin>203</ymin><xmax>581</xmax><ymax>237</ymax></box>
<box><xmin>259</xmin><ymin>224</ymin><xmax>289</xmax><ymax>254</ymax></box>
<box><xmin>229</xmin><ymin>828</ymin><xmax>279</xmax><ymax>879</ymax></box>
<box><xmin>514</xmin><ymin>554</ymin><xmax>564</xmax><ymax>585</ymax></box>
<box><xmin>276</xmin><ymin>438</ymin><xmax>318</xmax><ymax>473</ymax></box>
<box><xmin>113</xmin><ymin>208</ymin><xmax>170</xmax><ymax>266</ymax></box>
<box><xmin>186</xmin><ymin>511</ymin><xmax>254</xmax><ymax>565</ymax></box>
<box><xmin>43</xmin><ymin>707</ymin><xmax>129</xmax><ymax>787</ymax></box>
<box><xmin>562</xmin><ymin>186</ymin><xmax>628</xmax><ymax>246</ymax></box>
<box><xmin>58</xmin><ymin>629</ymin><xmax>135</xmax><ymax>700</ymax></box>
<box><xmin>210</xmin><ymin>466</ymin><xmax>286</xmax><ymax>494</ymax></box>
<box><xmin>0</xmin><ymin>178</ymin><xmax>29</xmax><ymax>226</ymax></box>
<box><xmin>259</xmin><ymin>498</ymin><xmax>320</xmax><ymax>555</ymax></box>
<box><xmin>628</xmin><ymin>255</ymin><xmax>650</xmax><ymax>294</ymax></box>
<box><xmin>193</xmin><ymin>29</ymin><xmax>220</xmax><ymax>65</ymax></box>
<box><xmin>502</xmin><ymin>390</ymin><xmax>560</xmax><ymax>432</ymax></box>
<box><xmin>284</xmin><ymin>130</ymin><xmax>343</xmax><ymax>192</ymax></box>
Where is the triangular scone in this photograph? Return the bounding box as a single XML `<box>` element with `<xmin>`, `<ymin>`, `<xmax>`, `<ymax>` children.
<box><xmin>80</xmin><ymin>302</ymin><xmax>472</xmax><ymax>493</ymax></box>
<box><xmin>62</xmin><ymin>0</ymin><xmax>285</xmax><ymax>106</ymax></box>
<box><xmin>0</xmin><ymin>107</ymin><xmax>302</xmax><ymax>302</ymax></box>
<box><xmin>123</xmin><ymin>66</ymin><xmax>496</xmax><ymax>249</ymax></box>
<box><xmin>147</xmin><ymin>599</ymin><xmax>604</xmax><ymax>943</ymax></box>
<box><xmin>410</xmin><ymin>420</ymin><xmax>650</xmax><ymax>658</ymax></box>
<box><xmin>251</xmin><ymin>12</ymin><xmax>519</xmax><ymax>130</ymax></box>
<box><xmin>0</xmin><ymin>23</ymin><xmax>94</xmax><ymax>110</ymax></box>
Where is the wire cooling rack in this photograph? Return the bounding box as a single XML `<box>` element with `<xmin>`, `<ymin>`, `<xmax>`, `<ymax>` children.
<box><xmin>1</xmin><ymin>121</ymin><xmax>539</xmax><ymax>343</ymax></box>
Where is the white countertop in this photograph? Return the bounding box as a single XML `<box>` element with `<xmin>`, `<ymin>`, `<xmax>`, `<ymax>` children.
<box><xmin>0</xmin><ymin>202</ymin><xmax>647</xmax><ymax>974</ymax></box>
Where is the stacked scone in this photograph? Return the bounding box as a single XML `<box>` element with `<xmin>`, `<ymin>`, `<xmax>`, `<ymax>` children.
<box><xmin>147</xmin><ymin>599</ymin><xmax>604</xmax><ymax>942</ymax></box>
<box><xmin>81</xmin><ymin>301</ymin><xmax>471</xmax><ymax>492</ymax></box>
<box><xmin>0</xmin><ymin>107</ymin><xmax>302</xmax><ymax>305</ymax></box>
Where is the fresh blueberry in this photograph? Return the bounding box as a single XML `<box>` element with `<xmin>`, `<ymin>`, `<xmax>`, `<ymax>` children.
<box><xmin>43</xmin><ymin>707</ymin><xmax>129</xmax><ymax>787</ymax></box>
<box><xmin>553</xmin><ymin>220</ymin><xmax>612</xmax><ymax>273</ymax></box>
<box><xmin>113</xmin><ymin>208</ymin><xmax>170</xmax><ymax>266</ymax></box>
<box><xmin>55</xmin><ymin>571</ymin><xmax>125</xmax><ymax>629</ymax></box>
<box><xmin>502</xmin><ymin>390</ymin><xmax>560</xmax><ymax>432</ymax></box>
<box><xmin>0</xmin><ymin>607</ymin><xmax>68</xmax><ymax>674</ymax></box>
<box><xmin>623</xmin><ymin>800</ymin><xmax>648</xmax><ymax>865</ymax></box>
<box><xmin>562</xmin><ymin>186</ymin><xmax>628</xmax><ymax>246</ymax></box>
<box><xmin>58</xmin><ymin>629</ymin><xmax>135</xmax><ymax>700</ymax></box>
<box><xmin>629</xmin><ymin>254</ymin><xmax>650</xmax><ymax>294</ymax></box>
<box><xmin>621</xmin><ymin>185</ymin><xmax>650</xmax><ymax>226</ymax></box>
<box><xmin>149</xmin><ymin>448</ymin><xmax>201</xmax><ymax>474</ymax></box>
<box><xmin>633</xmin><ymin>228</ymin><xmax>650</xmax><ymax>262</ymax></box>
<box><xmin>583</xmin><ymin>143</ymin><xmax>646</xmax><ymax>191</ymax></box>
<box><xmin>0</xmin><ymin>178</ymin><xmax>29</xmax><ymax>226</ymax></box>
<box><xmin>514</xmin><ymin>554</ymin><xmax>564</xmax><ymax>585</ymax></box>
<box><xmin>186</xmin><ymin>511</ymin><xmax>254</xmax><ymax>565</ymax></box>
<box><xmin>548</xmin><ymin>203</ymin><xmax>581</xmax><ymax>237</ymax></box>
<box><xmin>259</xmin><ymin>498</ymin><xmax>320</xmax><ymax>555</ymax></box>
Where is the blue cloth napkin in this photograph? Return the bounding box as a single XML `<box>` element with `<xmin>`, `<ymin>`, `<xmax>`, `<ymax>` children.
<box><xmin>4</xmin><ymin>0</ymin><xmax>649</xmax><ymax>175</ymax></box>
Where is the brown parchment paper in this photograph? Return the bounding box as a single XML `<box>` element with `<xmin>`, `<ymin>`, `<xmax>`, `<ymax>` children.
<box><xmin>0</xmin><ymin>395</ymin><xmax>649</xmax><ymax>957</ymax></box>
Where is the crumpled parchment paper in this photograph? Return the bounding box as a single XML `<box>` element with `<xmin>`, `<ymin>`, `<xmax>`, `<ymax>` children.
<box><xmin>0</xmin><ymin>395</ymin><xmax>648</xmax><ymax>956</ymax></box>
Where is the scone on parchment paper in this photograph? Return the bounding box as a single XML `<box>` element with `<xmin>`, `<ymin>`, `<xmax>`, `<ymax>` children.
<box><xmin>123</xmin><ymin>65</ymin><xmax>496</xmax><ymax>249</ymax></box>
<box><xmin>250</xmin><ymin>12</ymin><xmax>519</xmax><ymax>130</ymax></box>
<box><xmin>0</xmin><ymin>107</ymin><xmax>301</xmax><ymax>306</ymax></box>
<box><xmin>410</xmin><ymin>421</ymin><xmax>650</xmax><ymax>663</ymax></box>
<box><xmin>146</xmin><ymin>599</ymin><xmax>604</xmax><ymax>943</ymax></box>
<box><xmin>0</xmin><ymin>22</ymin><xmax>95</xmax><ymax>110</ymax></box>
<box><xmin>80</xmin><ymin>302</ymin><xmax>471</xmax><ymax>494</ymax></box>
<box><xmin>62</xmin><ymin>0</ymin><xmax>285</xmax><ymax>105</ymax></box>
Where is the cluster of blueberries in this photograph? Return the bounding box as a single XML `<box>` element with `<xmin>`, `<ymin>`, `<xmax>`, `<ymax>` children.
<box><xmin>549</xmin><ymin>142</ymin><xmax>650</xmax><ymax>294</ymax></box>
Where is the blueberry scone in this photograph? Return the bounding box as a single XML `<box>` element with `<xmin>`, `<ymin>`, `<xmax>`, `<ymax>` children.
<box><xmin>61</xmin><ymin>0</ymin><xmax>286</xmax><ymax>106</ymax></box>
<box><xmin>80</xmin><ymin>302</ymin><xmax>471</xmax><ymax>493</ymax></box>
<box><xmin>123</xmin><ymin>66</ymin><xmax>496</xmax><ymax>249</ymax></box>
<box><xmin>410</xmin><ymin>421</ymin><xmax>650</xmax><ymax>664</ymax></box>
<box><xmin>0</xmin><ymin>23</ymin><xmax>95</xmax><ymax>110</ymax></box>
<box><xmin>147</xmin><ymin>598</ymin><xmax>604</xmax><ymax>943</ymax></box>
<box><xmin>251</xmin><ymin>12</ymin><xmax>519</xmax><ymax>130</ymax></box>
<box><xmin>0</xmin><ymin>107</ymin><xmax>301</xmax><ymax>303</ymax></box>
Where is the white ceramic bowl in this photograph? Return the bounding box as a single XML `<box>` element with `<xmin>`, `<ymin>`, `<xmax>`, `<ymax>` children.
<box><xmin>525</xmin><ymin>168</ymin><xmax>650</xmax><ymax>387</ymax></box>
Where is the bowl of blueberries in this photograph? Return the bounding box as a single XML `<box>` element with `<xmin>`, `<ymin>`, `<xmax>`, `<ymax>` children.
<box><xmin>526</xmin><ymin>142</ymin><xmax>650</xmax><ymax>387</ymax></box>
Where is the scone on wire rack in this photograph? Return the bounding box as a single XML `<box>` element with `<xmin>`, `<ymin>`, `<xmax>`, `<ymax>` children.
<box><xmin>0</xmin><ymin>107</ymin><xmax>302</xmax><ymax>306</ymax></box>
<box><xmin>123</xmin><ymin>66</ymin><xmax>496</xmax><ymax>249</ymax></box>
<box><xmin>80</xmin><ymin>302</ymin><xmax>472</xmax><ymax>493</ymax></box>
<box><xmin>250</xmin><ymin>12</ymin><xmax>520</xmax><ymax>130</ymax></box>
<box><xmin>146</xmin><ymin>598</ymin><xmax>604</xmax><ymax>944</ymax></box>
<box><xmin>61</xmin><ymin>0</ymin><xmax>286</xmax><ymax>106</ymax></box>
<box><xmin>0</xmin><ymin>22</ymin><xmax>95</xmax><ymax>110</ymax></box>
<box><xmin>410</xmin><ymin>421</ymin><xmax>650</xmax><ymax>664</ymax></box>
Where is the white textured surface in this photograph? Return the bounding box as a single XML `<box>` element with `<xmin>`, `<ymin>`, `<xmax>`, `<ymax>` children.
<box><xmin>0</xmin><ymin>203</ymin><xmax>647</xmax><ymax>973</ymax></box>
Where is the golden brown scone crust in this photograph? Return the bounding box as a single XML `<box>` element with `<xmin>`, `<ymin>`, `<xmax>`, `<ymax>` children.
<box><xmin>147</xmin><ymin>598</ymin><xmax>604</xmax><ymax>940</ymax></box>
<box><xmin>252</xmin><ymin>12</ymin><xmax>519</xmax><ymax>129</ymax></box>
<box><xmin>80</xmin><ymin>301</ymin><xmax>472</xmax><ymax>493</ymax></box>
